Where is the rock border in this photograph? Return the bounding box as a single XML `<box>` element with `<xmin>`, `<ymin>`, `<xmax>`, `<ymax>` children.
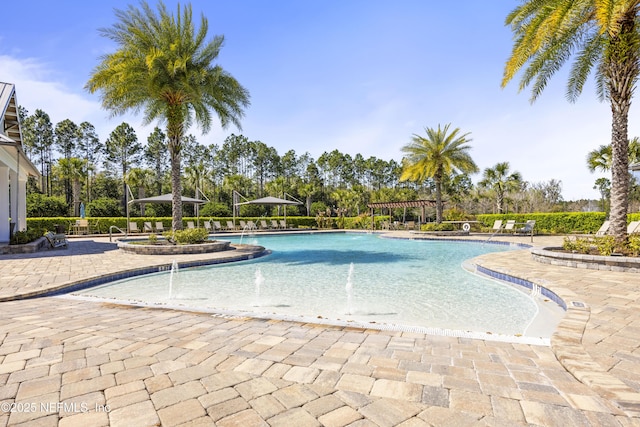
<box><xmin>118</xmin><ymin>239</ymin><xmax>231</xmax><ymax>255</ymax></box>
<box><xmin>532</xmin><ymin>247</ymin><xmax>640</xmax><ymax>273</ymax></box>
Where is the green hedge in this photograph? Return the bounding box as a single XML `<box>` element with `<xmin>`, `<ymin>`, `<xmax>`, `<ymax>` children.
<box><xmin>28</xmin><ymin>212</ymin><xmax>640</xmax><ymax>235</ymax></box>
<box><xmin>476</xmin><ymin>212</ymin><xmax>640</xmax><ymax>234</ymax></box>
<box><xmin>26</xmin><ymin>216</ymin><xmax>318</xmax><ymax>233</ymax></box>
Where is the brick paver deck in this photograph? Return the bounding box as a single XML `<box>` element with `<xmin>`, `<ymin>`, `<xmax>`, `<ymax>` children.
<box><xmin>0</xmin><ymin>232</ymin><xmax>639</xmax><ymax>426</ymax></box>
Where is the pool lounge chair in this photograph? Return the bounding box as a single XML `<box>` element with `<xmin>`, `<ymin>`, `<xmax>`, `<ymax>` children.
<box><xmin>187</xmin><ymin>221</ymin><xmax>195</xmax><ymax>229</ymax></box>
<box><xmin>155</xmin><ymin>222</ymin><xmax>165</xmax><ymax>233</ymax></box>
<box><xmin>595</xmin><ymin>220</ymin><xmax>610</xmax><ymax>236</ymax></box>
<box><xmin>212</xmin><ymin>221</ymin><xmax>222</xmax><ymax>231</ymax></box>
<box><xmin>490</xmin><ymin>220</ymin><xmax>503</xmax><ymax>233</ymax></box>
<box><xmin>144</xmin><ymin>222</ymin><xmax>154</xmax><ymax>233</ymax></box>
<box><xmin>129</xmin><ymin>222</ymin><xmax>140</xmax><ymax>233</ymax></box>
<box><xmin>260</xmin><ymin>220</ymin><xmax>270</xmax><ymax>230</ymax></box>
<box><xmin>279</xmin><ymin>220</ymin><xmax>287</xmax><ymax>229</ymax></box>
<box><xmin>239</xmin><ymin>220</ymin><xmax>248</xmax><ymax>229</ymax></box>
<box><xmin>44</xmin><ymin>231</ymin><xmax>68</xmax><ymax>249</ymax></box>
<box><xmin>515</xmin><ymin>220</ymin><xmax>535</xmax><ymax>235</ymax></box>
<box><xmin>247</xmin><ymin>220</ymin><xmax>258</xmax><ymax>230</ymax></box>
<box><xmin>226</xmin><ymin>221</ymin><xmax>236</xmax><ymax>230</ymax></box>
<box><xmin>203</xmin><ymin>221</ymin><xmax>212</xmax><ymax>232</ymax></box>
<box><xmin>271</xmin><ymin>219</ymin><xmax>280</xmax><ymax>229</ymax></box>
<box><xmin>503</xmin><ymin>220</ymin><xmax>516</xmax><ymax>232</ymax></box>
<box><xmin>628</xmin><ymin>221</ymin><xmax>640</xmax><ymax>234</ymax></box>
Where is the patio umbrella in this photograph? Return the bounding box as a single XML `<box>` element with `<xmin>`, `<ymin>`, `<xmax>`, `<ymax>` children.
<box><xmin>235</xmin><ymin>196</ymin><xmax>301</xmax><ymax>226</ymax></box>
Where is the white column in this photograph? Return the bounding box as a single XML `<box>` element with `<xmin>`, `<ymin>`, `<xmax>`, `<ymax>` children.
<box><xmin>16</xmin><ymin>177</ymin><xmax>27</xmax><ymax>232</ymax></box>
<box><xmin>9</xmin><ymin>169</ymin><xmax>18</xmax><ymax>231</ymax></box>
<box><xmin>0</xmin><ymin>166</ymin><xmax>9</xmax><ymax>242</ymax></box>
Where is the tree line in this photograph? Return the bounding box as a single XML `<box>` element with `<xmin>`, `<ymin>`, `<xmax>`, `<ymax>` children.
<box><xmin>21</xmin><ymin>106</ymin><xmax>598</xmax><ymax>221</ymax></box>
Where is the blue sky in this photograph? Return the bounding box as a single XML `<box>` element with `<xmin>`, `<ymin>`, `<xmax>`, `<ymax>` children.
<box><xmin>2</xmin><ymin>0</ymin><xmax>635</xmax><ymax>200</ymax></box>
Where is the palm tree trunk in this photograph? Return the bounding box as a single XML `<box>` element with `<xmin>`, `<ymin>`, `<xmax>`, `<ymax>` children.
<box><xmin>607</xmin><ymin>24</ymin><xmax>637</xmax><ymax>243</ymax></box>
<box><xmin>170</xmin><ymin>147</ymin><xmax>183</xmax><ymax>231</ymax></box>
<box><xmin>435</xmin><ymin>175</ymin><xmax>443</xmax><ymax>223</ymax></box>
<box><xmin>610</xmin><ymin>108</ymin><xmax>630</xmax><ymax>242</ymax></box>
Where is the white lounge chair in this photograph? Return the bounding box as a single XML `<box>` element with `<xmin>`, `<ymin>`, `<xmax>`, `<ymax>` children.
<box><xmin>503</xmin><ymin>220</ymin><xmax>516</xmax><ymax>232</ymax></box>
<box><xmin>628</xmin><ymin>221</ymin><xmax>640</xmax><ymax>234</ymax></box>
<box><xmin>279</xmin><ymin>220</ymin><xmax>287</xmax><ymax>229</ymax></box>
<box><xmin>155</xmin><ymin>222</ymin><xmax>165</xmax><ymax>233</ymax></box>
<box><xmin>203</xmin><ymin>221</ymin><xmax>212</xmax><ymax>232</ymax></box>
<box><xmin>144</xmin><ymin>222</ymin><xmax>154</xmax><ymax>233</ymax></box>
<box><xmin>187</xmin><ymin>221</ymin><xmax>195</xmax><ymax>229</ymax></box>
<box><xmin>129</xmin><ymin>222</ymin><xmax>140</xmax><ymax>233</ymax></box>
<box><xmin>212</xmin><ymin>221</ymin><xmax>222</xmax><ymax>231</ymax></box>
<box><xmin>260</xmin><ymin>220</ymin><xmax>270</xmax><ymax>230</ymax></box>
<box><xmin>595</xmin><ymin>220</ymin><xmax>610</xmax><ymax>236</ymax></box>
<box><xmin>247</xmin><ymin>220</ymin><xmax>258</xmax><ymax>230</ymax></box>
<box><xmin>226</xmin><ymin>220</ymin><xmax>236</xmax><ymax>230</ymax></box>
<box><xmin>490</xmin><ymin>220</ymin><xmax>503</xmax><ymax>233</ymax></box>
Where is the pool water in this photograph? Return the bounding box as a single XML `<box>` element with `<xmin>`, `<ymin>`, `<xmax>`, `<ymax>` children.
<box><xmin>73</xmin><ymin>233</ymin><xmax>555</xmax><ymax>338</ymax></box>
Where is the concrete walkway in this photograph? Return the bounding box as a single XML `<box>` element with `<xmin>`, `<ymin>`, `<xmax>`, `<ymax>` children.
<box><xmin>0</xmin><ymin>232</ymin><xmax>639</xmax><ymax>426</ymax></box>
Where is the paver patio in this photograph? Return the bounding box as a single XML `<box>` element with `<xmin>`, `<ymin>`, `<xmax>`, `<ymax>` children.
<box><xmin>0</xmin><ymin>231</ymin><xmax>639</xmax><ymax>426</ymax></box>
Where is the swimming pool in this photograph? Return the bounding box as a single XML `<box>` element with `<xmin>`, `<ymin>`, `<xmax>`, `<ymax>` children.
<box><xmin>71</xmin><ymin>232</ymin><xmax>563</xmax><ymax>341</ymax></box>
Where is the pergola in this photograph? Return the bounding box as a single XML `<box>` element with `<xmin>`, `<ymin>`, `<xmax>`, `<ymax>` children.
<box><xmin>367</xmin><ymin>200</ymin><xmax>438</xmax><ymax>230</ymax></box>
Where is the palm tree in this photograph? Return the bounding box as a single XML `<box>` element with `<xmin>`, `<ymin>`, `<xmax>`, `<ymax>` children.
<box><xmin>86</xmin><ymin>1</ymin><xmax>250</xmax><ymax>231</ymax></box>
<box><xmin>478</xmin><ymin>162</ymin><xmax>523</xmax><ymax>213</ymax></box>
<box><xmin>587</xmin><ymin>138</ymin><xmax>640</xmax><ymax>172</ymax></box>
<box><xmin>56</xmin><ymin>158</ymin><xmax>87</xmax><ymax>216</ymax></box>
<box><xmin>400</xmin><ymin>124</ymin><xmax>478</xmax><ymax>223</ymax></box>
<box><xmin>502</xmin><ymin>1</ymin><xmax>640</xmax><ymax>242</ymax></box>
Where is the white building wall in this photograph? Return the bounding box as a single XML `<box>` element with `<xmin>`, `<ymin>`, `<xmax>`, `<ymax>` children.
<box><xmin>0</xmin><ymin>166</ymin><xmax>9</xmax><ymax>242</ymax></box>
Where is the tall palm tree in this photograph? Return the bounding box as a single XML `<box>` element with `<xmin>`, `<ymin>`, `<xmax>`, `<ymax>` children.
<box><xmin>400</xmin><ymin>124</ymin><xmax>478</xmax><ymax>223</ymax></box>
<box><xmin>56</xmin><ymin>158</ymin><xmax>87</xmax><ymax>217</ymax></box>
<box><xmin>502</xmin><ymin>0</ymin><xmax>640</xmax><ymax>242</ymax></box>
<box><xmin>86</xmin><ymin>1</ymin><xmax>250</xmax><ymax>231</ymax></box>
<box><xmin>478</xmin><ymin>162</ymin><xmax>523</xmax><ymax>213</ymax></box>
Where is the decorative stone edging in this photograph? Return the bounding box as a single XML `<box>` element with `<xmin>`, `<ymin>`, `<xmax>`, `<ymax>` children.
<box><xmin>0</xmin><ymin>236</ymin><xmax>50</xmax><ymax>254</ymax></box>
<box><xmin>532</xmin><ymin>247</ymin><xmax>640</xmax><ymax>273</ymax></box>
<box><xmin>117</xmin><ymin>239</ymin><xmax>231</xmax><ymax>255</ymax></box>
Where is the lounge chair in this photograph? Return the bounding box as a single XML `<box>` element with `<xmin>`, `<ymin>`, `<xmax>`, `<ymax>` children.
<box><xmin>155</xmin><ymin>222</ymin><xmax>165</xmax><ymax>233</ymax></box>
<box><xmin>279</xmin><ymin>220</ymin><xmax>287</xmax><ymax>229</ymax></box>
<box><xmin>260</xmin><ymin>220</ymin><xmax>270</xmax><ymax>230</ymax></box>
<box><xmin>129</xmin><ymin>222</ymin><xmax>140</xmax><ymax>233</ymax></box>
<box><xmin>44</xmin><ymin>231</ymin><xmax>67</xmax><ymax>249</ymax></box>
<box><xmin>144</xmin><ymin>222</ymin><xmax>154</xmax><ymax>233</ymax></box>
<box><xmin>628</xmin><ymin>221</ymin><xmax>640</xmax><ymax>234</ymax></box>
<box><xmin>203</xmin><ymin>221</ymin><xmax>212</xmax><ymax>232</ymax></box>
<box><xmin>239</xmin><ymin>220</ymin><xmax>248</xmax><ymax>229</ymax></box>
<box><xmin>226</xmin><ymin>220</ymin><xmax>236</xmax><ymax>230</ymax></box>
<box><xmin>405</xmin><ymin>221</ymin><xmax>416</xmax><ymax>230</ymax></box>
<box><xmin>247</xmin><ymin>220</ymin><xmax>258</xmax><ymax>230</ymax></box>
<box><xmin>187</xmin><ymin>221</ymin><xmax>195</xmax><ymax>229</ymax></box>
<box><xmin>490</xmin><ymin>220</ymin><xmax>503</xmax><ymax>233</ymax></box>
<box><xmin>271</xmin><ymin>219</ymin><xmax>280</xmax><ymax>229</ymax></box>
<box><xmin>212</xmin><ymin>221</ymin><xmax>222</xmax><ymax>231</ymax></box>
<box><xmin>515</xmin><ymin>220</ymin><xmax>535</xmax><ymax>235</ymax></box>
<box><xmin>595</xmin><ymin>220</ymin><xmax>610</xmax><ymax>236</ymax></box>
<box><xmin>503</xmin><ymin>220</ymin><xmax>516</xmax><ymax>232</ymax></box>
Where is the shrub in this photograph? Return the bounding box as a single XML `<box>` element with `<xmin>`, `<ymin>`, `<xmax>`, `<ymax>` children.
<box><xmin>593</xmin><ymin>236</ymin><xmax>618</xmax><ymax>256</ymax></box>
<box><xmin>628</xmin><ymin>235</ymin><xmax>640</xmax><ymax>256</ymax></box>
<box><xmin>148</xmin><ymin>233</ymin><xmax>158</xmax><ymax>244</ymax></box>
<box><xmin>10</xmin><ymin>228</ymin><xmax>44</xmax><ymax>245</ymax></box>
<box><xmin>421</xmin><ymin>223</ymin><xmax>455</xmax><ymax>232</ymax></box>
<box><xmin>164</xmin><ymin>228</ymin><xmax>209</xmax><ymax>244</ymax></box>
<box><xmin>26</xmin><ymin>193</ymin><xmax>69</xmax><ymax>217</ymax></box>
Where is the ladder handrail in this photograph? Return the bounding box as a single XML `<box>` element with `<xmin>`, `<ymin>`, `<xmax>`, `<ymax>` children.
<box><xmin>109</xmin><ymin>225</ymin><xmax>127</xmax><ymax>242</ymax></box>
